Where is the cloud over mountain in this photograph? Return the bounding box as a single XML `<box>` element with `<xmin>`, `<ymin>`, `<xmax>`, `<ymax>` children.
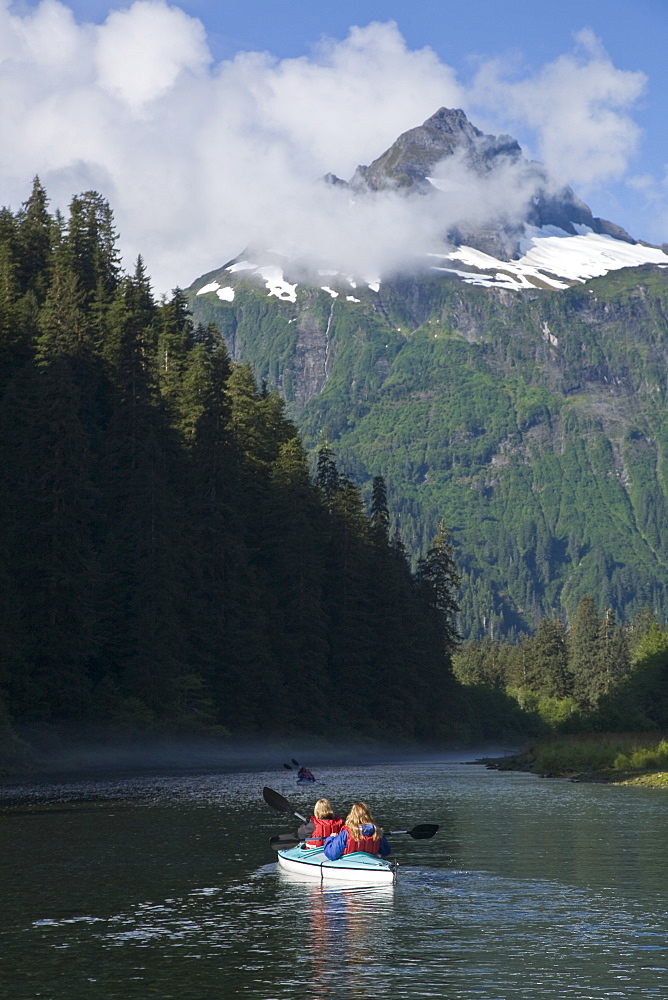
<box><xmin>0</xmin><ymin>1</ymin><xmax>653</xmax><ymax>291</ymax></box>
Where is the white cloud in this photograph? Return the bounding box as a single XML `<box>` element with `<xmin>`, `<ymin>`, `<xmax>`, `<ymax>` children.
<box><xmin>0</xmin><ymin>5</ymin><xmax>653</xmax><ymax>291</ymax></box>
<box><xmin>468</xmin><ymin>28</ymin><xmax>646</xmax><ymax>192</ymax></box>
<box><xmin>94</xmin><ymin>1</ymin><xmax>211</xmax><ymax>112</ymax></box>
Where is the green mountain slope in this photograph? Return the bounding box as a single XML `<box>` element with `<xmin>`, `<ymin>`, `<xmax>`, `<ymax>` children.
<box><xmin>188</xmin><ymin>263</ymin><xmax>668</xmax><ymax>638</ymax></box>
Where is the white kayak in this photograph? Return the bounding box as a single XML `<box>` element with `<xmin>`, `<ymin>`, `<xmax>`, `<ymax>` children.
<box><xmin>276</xmin><ymin>845</ymin><xmax>396</xmax><ymax>884</ymax></box>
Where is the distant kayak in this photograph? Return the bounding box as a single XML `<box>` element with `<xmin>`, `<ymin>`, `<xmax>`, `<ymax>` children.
<box><xmin>296</xmin><ymin>777</ymin><xmax>316</xmax><ymax>784</ymax></box>
<box><xmin>276</xmin><ymin>845</ymin><xmax>396</xmax><ymax>884</ymax></box>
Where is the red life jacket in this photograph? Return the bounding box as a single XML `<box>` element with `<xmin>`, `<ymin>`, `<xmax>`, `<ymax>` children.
<box><xmin>306</xmin><ymin>815</ymin><xmax>344</xmax><ymax>848</ymax></box>
<box><xmin>342</xmin><ymin>824</ymin><xmax>381</xmax><ymax>855</ymax></box>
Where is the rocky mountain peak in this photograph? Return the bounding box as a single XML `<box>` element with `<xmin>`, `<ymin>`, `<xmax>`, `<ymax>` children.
<box><xmin>350</xmin><ymin>107</ymin><xmax>522</xmax><ymax>193</ymax></box>
<box><xmin>333</xmin><ymin>106</ymin><xmax>634</xmax><ymax>258</ymax></box>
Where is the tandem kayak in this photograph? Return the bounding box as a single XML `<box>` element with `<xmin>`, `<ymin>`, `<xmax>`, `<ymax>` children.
<box><xmin>276</xmin><ymin>845</ymin><xmax>397</xmax><ymax>884</ymax></box>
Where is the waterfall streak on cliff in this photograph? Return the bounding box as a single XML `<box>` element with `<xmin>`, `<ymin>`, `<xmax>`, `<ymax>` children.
<box><xmin>323</xmin><ymin>301</ymin><xmax>334</xmax><ymax>384</ymax></box>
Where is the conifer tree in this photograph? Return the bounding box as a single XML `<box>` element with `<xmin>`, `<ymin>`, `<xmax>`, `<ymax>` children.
<box><xmin>568</xmin><ymin>595</ymin><xmax>603</xmax><ymax>708</ymax></box>
<box><xmin>416</xmin><ymin>520</ymin><xmax>461</xmax><ymax>654</ymax></box>
<box><xmin>370</xmin><ymin>474</ymin><xmax>390</xmax><ymax>543</ymax></box>
<box><xmin>530</xmin><ymin>618</ymin><xmax>570</xmax><ymax>698</ymax></box>
<box><xmin>35</xmin><ymin>262</ymin><xmax>90</xmax><ymax>364</ymax></box>
<box><xmin>16</xmin><ymin>177</ymin><xmax>52</xmax><ymax>296</ymax></box>
<box><xmin>628</xmin><ymin>605</ymin><xmax>657</xmax><ymax>659</ymax></box>
<box><xmin>226</xmin><ymin>362</ymin><xmax>268</xmax><ymax>469</ymax></box>
<box><xmin>608</xmin><ymin>624</ymin><xmax>631</xmax><ymax>687</ymax></box>
<box><xmin>316</xmin><ymin>441</ymin><xmax>340</xmax><ymax>507</ymax></box>
<box><xmin>62</xmin><ymin>191</ymin><xmax>120</xmax><ymax>300</ymax></box>
<box><xmin>155</xmin><ymin>288</ymin><xmax>194</xmax><ymax>423</ymax></box>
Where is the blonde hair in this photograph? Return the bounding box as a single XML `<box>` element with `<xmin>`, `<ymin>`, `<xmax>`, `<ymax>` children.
<box><xmin>313</xmin><ymin>798</ymin><xmax>336</xmax><ymax>819</ymax></box>
<box><xmin>345</xmin><ymin>802</ymin><xmax>382</xmax><ymax>841</ymax></box>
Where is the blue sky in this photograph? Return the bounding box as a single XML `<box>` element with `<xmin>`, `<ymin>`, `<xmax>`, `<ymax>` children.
<box><xmin>2</xmin><ymin>0</ymin><xmax>666</xmax><ymax>289</ymax></box>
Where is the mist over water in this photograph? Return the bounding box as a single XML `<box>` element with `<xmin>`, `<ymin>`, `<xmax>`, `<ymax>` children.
<box><xmin>6</xmin><ymin>733</ymin><xmax>488</xmax><ymax>783</ymax></box>
<box><xmin>2</xmin><ymin>754</ymin><xmax>668</xmax><ymax>999</ymax></box>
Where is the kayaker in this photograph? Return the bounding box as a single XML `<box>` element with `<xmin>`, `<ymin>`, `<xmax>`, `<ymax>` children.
<box><xmin>323</xmin><ymin>802</ymin><xmax>391</xmax><ymax>859</ymax></box>
<box><xmin>297</xmin><ymin>766</ymin><xmax>315</xmax><ymax>782</ymax></box>
<box><xmin>298</xmin><ymin>797</ymin><xmax>344</xmax><ymax>848</ymax></box>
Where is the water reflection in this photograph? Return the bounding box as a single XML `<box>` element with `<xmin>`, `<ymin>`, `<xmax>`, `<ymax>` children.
<box><xmin>278</xmin><ymin>871</ymin><xmax>395</xmax><ymax>999</ymax></box>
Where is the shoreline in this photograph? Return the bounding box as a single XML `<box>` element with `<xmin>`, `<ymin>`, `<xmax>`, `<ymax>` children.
<box><xmin>477</xmin><ymin>747</ymin><xmax>668</xmax><ymax>788</ymax></box>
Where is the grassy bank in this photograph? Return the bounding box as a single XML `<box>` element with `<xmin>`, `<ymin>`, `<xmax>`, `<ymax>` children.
<box><xmin>486</xmin><ymin>732</ymin><xmax>668</xmax><ymax>785</ymax></box>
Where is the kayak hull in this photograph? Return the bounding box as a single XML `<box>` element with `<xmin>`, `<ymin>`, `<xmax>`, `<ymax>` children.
<box><xmin>276</xmin><ymin>846</ymin><xmax>396</xmax><ymax>884</ymax></box>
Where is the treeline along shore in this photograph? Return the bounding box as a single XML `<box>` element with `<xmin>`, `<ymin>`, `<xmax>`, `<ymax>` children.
<box><xmin>0</xmin><ymin>180</ymin><xmax>539</xmax><ymax>771</ymax></box>
<box><xmin>455</xmin><ymin>598</ymin><xmax>668</xmax><ymax>785</ymax></box>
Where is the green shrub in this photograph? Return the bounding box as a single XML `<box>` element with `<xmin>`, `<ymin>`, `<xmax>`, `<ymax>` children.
<box><xmin>614</xmin><ymin>738</ymin><xmax>668</xmax><ymax>771</ymax></box>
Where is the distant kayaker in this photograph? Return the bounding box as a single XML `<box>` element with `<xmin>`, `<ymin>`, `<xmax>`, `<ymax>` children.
<box><xmin>297</xmin><ymin>767</ymin><xmax>315</xmax><ymax>782</ymax></box>
<box><xmin>323</xmin><ymin>802</ymin><xmax>391</xmax><ymax>859</ymax></box>
<box><xmin>298</xmin><ymin>797</ymin><xmax>344</xmax><ymax>848</ymax></box>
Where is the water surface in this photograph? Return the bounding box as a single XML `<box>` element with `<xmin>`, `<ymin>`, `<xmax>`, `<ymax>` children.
<box><xmin>2</xmin><ymin>754</ymin><xmax>667</xmax><ymax>998</ymax></box>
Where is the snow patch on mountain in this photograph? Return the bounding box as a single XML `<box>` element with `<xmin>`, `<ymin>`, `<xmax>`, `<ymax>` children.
<box><xmin>433</xmin><ymin>226</ymin><xmax>668</xmax><ymax>290</ymax></box>
<box><xmin>196</xmin><ymin>281</ymin><xmax>235</xmax><ymax>301</ymax></box>
<box><xmin>518</xmin><ymin>227</ymin><xmax>668</xmax><ymax>281</ymax></box>
<box><xmin>256</xmin><ymin>265</ymin><xmax>297</xmax><ymax>302</ymax></box>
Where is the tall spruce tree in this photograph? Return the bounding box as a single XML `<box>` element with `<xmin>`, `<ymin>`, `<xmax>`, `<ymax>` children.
<box><xmin>416</xmin><ymin>521</ymin><xmax>461</xmax><ymax>655</ymax></box>
<box><xmin>62</xmin><ymin>191</ymin><xmax>120</xmax><ymax>301</ymax></box>
<box><xmin>530</xmin><ymin>618</ymin><xmax>570</xmax><ymax>698</ymax></box>
<box><xmin>568</xmin><ymin>595</ymin><xmax>603</xmax><ymax>708</ymax></box>
<box><xmin>370</xmin><ymin>475</ymin><xmax>390</xmax><ymax>543</ymax></box>
<box><xmin>16</xmin><ymin>177</ymin><xmax>52</xmax><ymax>297</ymax></box>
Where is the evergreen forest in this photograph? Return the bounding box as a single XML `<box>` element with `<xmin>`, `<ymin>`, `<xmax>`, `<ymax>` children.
<box><xmin>453</xmin><ymin>599</ymin><xmax>668</xmax><ymax>734</ymax></box>
<box><xmin>0</xmin><ymin>180</ymin><xmax>509</xmax><ymax>768</ymax></box>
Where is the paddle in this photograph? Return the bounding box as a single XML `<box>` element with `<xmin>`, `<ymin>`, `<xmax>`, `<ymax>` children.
<box><xmin>269</xmin><ymin>823</ymin><xmax>439</xmax><ymax>851</ymax></box>
<box><xmin>283</xmin><ymin>763</ymin><xmax>293</xmax><ymax>770</ymax></box>
<box><xmin>270</xmin><ymin>833</ymin><xmax>302</xmax><ymax>849</ymax></box>
<box><xmin>389</xmin><ymin>823</ymin><xmax>439</xmax><ymax>840</ymax></box>
<box><xmin>263</xmin><ymin>785</ymin><xmax>308</xmax><ymax>823</ymax></box>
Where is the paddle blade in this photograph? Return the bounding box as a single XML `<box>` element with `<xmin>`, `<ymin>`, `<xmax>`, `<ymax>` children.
<box><xmin>283</xmin><ymin>763</ymin><xmax>292</xmax><ymax>770</ymax></box>
<box><xmin>291</xmin><ymin>758</ymin><xmax>300</xmax><ymax>766</ymax></box>
<box><xmin>263</xmin><ymin>786</ymin><xmax>292</xmax><ymax>813</ymax></box>
<box><xmin>270</xmin><ymin>834</ymin><xmax>301</xmax><ymax>851</ymax></box>
<box><xmin>408</xmin><ymin>824</ymin><xmax>439</xmax><ymax>840</ymax></box>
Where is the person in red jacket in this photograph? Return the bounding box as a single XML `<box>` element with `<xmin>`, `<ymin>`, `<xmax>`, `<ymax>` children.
<box><xmin>299</xmin><ymin>798</ymin><xmax>344</xmax><ymax>848</ymax></box>
<box><xmin>323</xmin><ymin>802</ymin><xmax>391</xmax><ymax>859</ymax></box>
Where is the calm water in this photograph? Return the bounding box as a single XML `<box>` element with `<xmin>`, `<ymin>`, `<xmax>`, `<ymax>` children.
<box><xmin>2</xmin><ymin>753</ymin><xmax>668</xmax><ymax>999</ymax></box>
